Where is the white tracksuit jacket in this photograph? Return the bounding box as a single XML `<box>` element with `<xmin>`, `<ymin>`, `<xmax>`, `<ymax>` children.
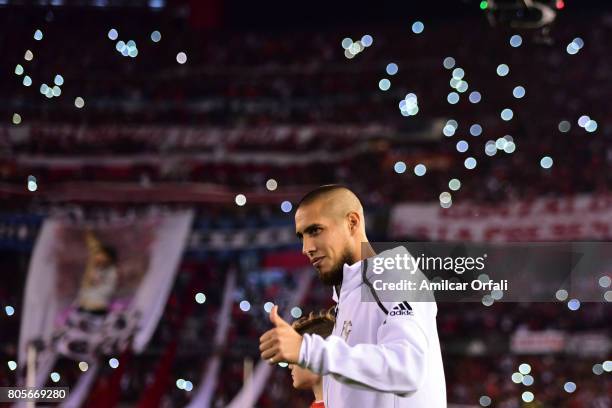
<box><xmin>298</xmin><ymin>246</ymin><xmax>447</xmax><ymax>408</ymax></box>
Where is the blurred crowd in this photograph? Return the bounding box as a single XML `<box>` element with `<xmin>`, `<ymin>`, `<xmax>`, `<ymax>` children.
<box><xmin>1</xmin><ymin>7</ymin><xmax>612</xmax><ymax>206</ymax></box>
<box><xmin>0</xmin><ymin>3</ymin><xmax>611</xmax><ymax>408</ymax></box>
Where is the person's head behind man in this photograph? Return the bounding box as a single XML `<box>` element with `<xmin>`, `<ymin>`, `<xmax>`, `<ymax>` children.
<box><xmin>294</xmin><ymin>185</ymin><xmax>369</xmax><ymax>286</ymax></box>
<box><xmin>288</xmin><ymin>308</ymin><xmax>335</xmax><ymax>391</ymax></box>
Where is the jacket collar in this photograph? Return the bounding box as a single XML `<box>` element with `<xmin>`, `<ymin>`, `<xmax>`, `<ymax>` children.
<box><xmin>332</xmin><ymin>258</ymin><xmax>363</xmax><ymax>303</ymax></box>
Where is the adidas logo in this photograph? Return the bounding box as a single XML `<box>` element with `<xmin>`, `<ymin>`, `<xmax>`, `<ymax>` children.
<box><xmin>389</xmin><ymin>302</ymin><xmax>413</xmax><ymax>316</ymax></box>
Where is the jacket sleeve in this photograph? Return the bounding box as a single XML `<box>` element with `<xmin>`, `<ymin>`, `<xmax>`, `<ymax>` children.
<box><xmin>298</xmin><ymin>308</ymin><xmax>430</xmax><ymax>395</ymax></box>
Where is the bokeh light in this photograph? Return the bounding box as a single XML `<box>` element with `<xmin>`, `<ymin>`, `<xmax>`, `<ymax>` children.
<box><xmin>449</xmin><ymin>179</ymin><xmax>461</xmax><ymax>191</ymax></box>
<box><xmin>573</xmin><ymin>37</ymin><xmax>584</xmax><ymax>49</ymax></box>
<box><xmin>109</xmin><ymin>358</ymin><xmax>119</xmax><ymax>368</ymax></box>
<box><xmin>563</xmin><ymin>382</ymin><xmax>576</xmax><ymax>393</ymax></box>
<box><xmin>411</xmin><ymin>21</ymin><xmax>424</xmax><ymax>34</ymax></box>
<box><xmin>469</xmin><ymin>124</ymin><xmax>482</xmax><ymax>136</ymax></box>
<box><xmin>512</xmin><ymin>86</ymin><xmax>525</xmax><ymax>98</ymax></box>
<box><xmin>521</xmin><ymin>391</ymin><xmax>534</xmax><ymax>403</ymax></box>
<box><xmin>439</xmin><ymin>192</ymin><xmax>452</xmax><ymax>204</ymax></box>
<box><xmin>578</xmin><ymin>115</ymin><xmax>590</xmax><ymax>127</ymax></box>
<box><xmin>266</xmin><ymin>179</ymin><xmax>278</xmax><ymax>191</ymax></box>
<box><xmin>558</xmin><ymin>120</ymin><xmax>571</xmax><ymax>132</ymax></box>
<box><xmin>555</xmin><ymin>289</ymin><xmax>568</xmax><ymax>301</ymax></box>
<box><xmin>108</xmin><ymin>28</ymin><xmax>118</xmax><ymax>40</ymax></box>
<box><xmin>567</xmin><ymin>298</ymin><xmax>580</xmax><ymax>311</ymax></box>
<box><xmin>496</xmin><ymin>64</ymin><xmax>509</xmax><ymax>76</ymax></box>
<box><xmin>394</xmin><ymin>161</ymin><xmax>406</xmax><ymax>174</ymax></box>
<box><xmin>469</xmin><ymin>91</ymin><xmax>481</xmax><ymax>103</ymax></box>
<box><xmin>443</xmin><ymin>57</ymin><xmax>456</xmax><ymax>69</ymax></box>
<box><xmin>456</xmin><ymin>81</ymin><xmax>469</xmax><ymax>93</ymax></box>
<box><xmin>414</xmin><ymin>164</ymin><xmax>427</xmax><ymax>176</ymax></box>
<box><xmin>456</xmin><ymin>140</ymin><xmax>469</xmax><ymax>153</ymax></box>
<box><xmin>151</xmin><ymin>30</ymin><xmax>161</xmax><ymax>42</ymax></box>
<box><xmin>239</xmin><ymin>300</ymin><xmax>251</xmax><ymax>312</ymax></box>
<box><xmin>504</xmin><ymin>141</ymin><xmax>516</xmax><ymax>154</ymax></box>
<box><xmin>452</xmin><ymin>68</ymin><xmax>465</xmax><ymax>80</ymax></box>
<box><xmin>281</xmin><ymin>201</ymin><xmax>293</xmax><ymax>213</ymax></box>
<box><xmin>379</xmin><ymin>78</ymin><xmax>391</xmax><ymax>91</ymax></box>
<box><xmin>519</xmin><ymin>363</ymin><xmax>531</xmax><ymax>375</ymax></box>
<box><xmin>500</xmin><ymin>108</ymin><xmax>514</xmax><ymax>121</ymax></box>
<box><xmin>27</xmin><ymin>176</ymin><xmax>37</xmax><ymax>192</ymax></box>
<box><xmin>235</xmin><ymin>194</ymin><xmax>246</xmax><ymax>206</ymax></box>
<box><xmin>540</xmin><ymin>156</ymin><xmax>553</xmax><ymax>169</ymax></box>
<box><xmin>361</xmin><ymin>35</ymin><xmax>373</xmax><ymax>47</ymax></box>
<box><xmin>443</xmin><ymin>124</ymin><xmax>456</xmax><ymax>137</ymax></box>
<box><xmin>479</xmin><ymin>396</ymin><xmax>491</xmax><ymax>407</ymax></box>
<box><xmin>585</xmin><ymin>120</ymin><xmax>598</xmax><ymax>133</ymax></box>
<box><xmin>509</xmin><ymin>34</ymin><xmax>522</xmax><ymax>47</ymax></box>
<box><xmin>386</xmin><ymin>63</ymin><xmax>398</xmax><ymax>75</ymax></box>
<box><xmin>176</xmin><ymin>52</ymin><xmax>187</xmax><ymax>64</ymax></box>
<box><xmin>291</xmin><ymin>307</ymin><xmax>302</xmax><ymax>318</ymax></box>
<box><xmin>195</xmin><ymin>292</ymin><xmax>206</xmax><ymax>304</ymax></box>
<box><xmin>566</xmin><ymin>42</ymin><xmax>579</xmax><ymax>55</ymax></box>
<box><xmin>592</xmin><ymin>364</ymin><xmax>604</xmax><ymax>375</ymax></box>
<box><xmin>464</xmin><ymin>157</ymin><xmax>477</xmax><ymax>170</ymax></box>
<box><xmin>485</xmin><ymin>141</ymin><xmax>497</xmax><ymax>156</ymax></box>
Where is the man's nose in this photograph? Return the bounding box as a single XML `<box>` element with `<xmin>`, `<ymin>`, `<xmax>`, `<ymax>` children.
<box><xmin>302</xmin><ymin>237</ymin><xmax>315</xmax><ymax>256</ymax></box>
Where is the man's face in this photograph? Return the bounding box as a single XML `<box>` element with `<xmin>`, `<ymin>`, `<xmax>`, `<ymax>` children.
<box><xmin>288</xmin><ymin>364</ymin><xmax>320</xmax><ymax>390</ymax></box>
<box><xmin>295</xmin><ymin>201</ymin><xmax>355</xmax><ymax>286</ymax></box>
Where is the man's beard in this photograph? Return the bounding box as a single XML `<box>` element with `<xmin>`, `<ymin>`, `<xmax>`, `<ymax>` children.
<box><xmin>317</xmin><ymin>249</ymin><xmax>355</xmax><ymax>286</ymax></box>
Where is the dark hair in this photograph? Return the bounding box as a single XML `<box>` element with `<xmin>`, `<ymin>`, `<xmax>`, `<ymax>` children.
<box><xmin>292</xmin><ymin>307</ymin><xmax>336</xmax><ymax>338</ymax></box>
<box><xmin>296</xmin><ymin>184</ymin><xmax>353</xmax><ymax>210</ymax></box>
<box><xmin>100</xmin><ymin>245</ymin><xmax>118</xmax><ymax>265</ymax></box>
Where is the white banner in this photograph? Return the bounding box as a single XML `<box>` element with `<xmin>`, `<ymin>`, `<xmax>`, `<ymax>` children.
<box><xmin>18</xmin><ymin>210</ymin><xmax>194</xmax><ymax>368</ymax></box>
<box><xmin>185</xmin><ymin>270</ymin><xmax>236</xmax><ymax>408</ymax></box>
<box><xmin>389</xmin><ymin>194</ymin><xmax>612</xmax><ymax>242</ymax></box>
<box><xmin>511</xmin><ymin>330</ymin><xmax>610</xmax><ymax>356</ymax></box>
<box><xmin>226</xmin><ymin>270</ymin><xmax>313</xmax><ymax>408</ymax></box>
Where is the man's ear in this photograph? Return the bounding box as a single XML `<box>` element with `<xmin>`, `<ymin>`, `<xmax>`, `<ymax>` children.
<box><xmin>347</xmin><ymin>212</ymin><xmax>360</xmax><ymax>233</ymax></box>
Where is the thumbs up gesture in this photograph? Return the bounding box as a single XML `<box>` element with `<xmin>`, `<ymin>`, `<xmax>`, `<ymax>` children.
<box><xmin>259</xmin><ymin>305</ymin><xmax>303</xmax><ymax>365</ymax></box>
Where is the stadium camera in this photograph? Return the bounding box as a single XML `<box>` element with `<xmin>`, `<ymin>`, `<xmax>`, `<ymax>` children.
<box><xmin>485</xmin><ymin>0</ymin><xmax>557</xmax><ymax>29</ymax></box>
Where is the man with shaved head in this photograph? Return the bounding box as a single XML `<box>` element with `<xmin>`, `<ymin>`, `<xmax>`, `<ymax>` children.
<box><xmin>294</xmin><ymin>185</ymin><xmax>371</xmax><ymax>287</ymax></box>
<box><xmin>260</xmin><ymin>185</ymin><xmax>447</xmax><ymax>408</ymax></box>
